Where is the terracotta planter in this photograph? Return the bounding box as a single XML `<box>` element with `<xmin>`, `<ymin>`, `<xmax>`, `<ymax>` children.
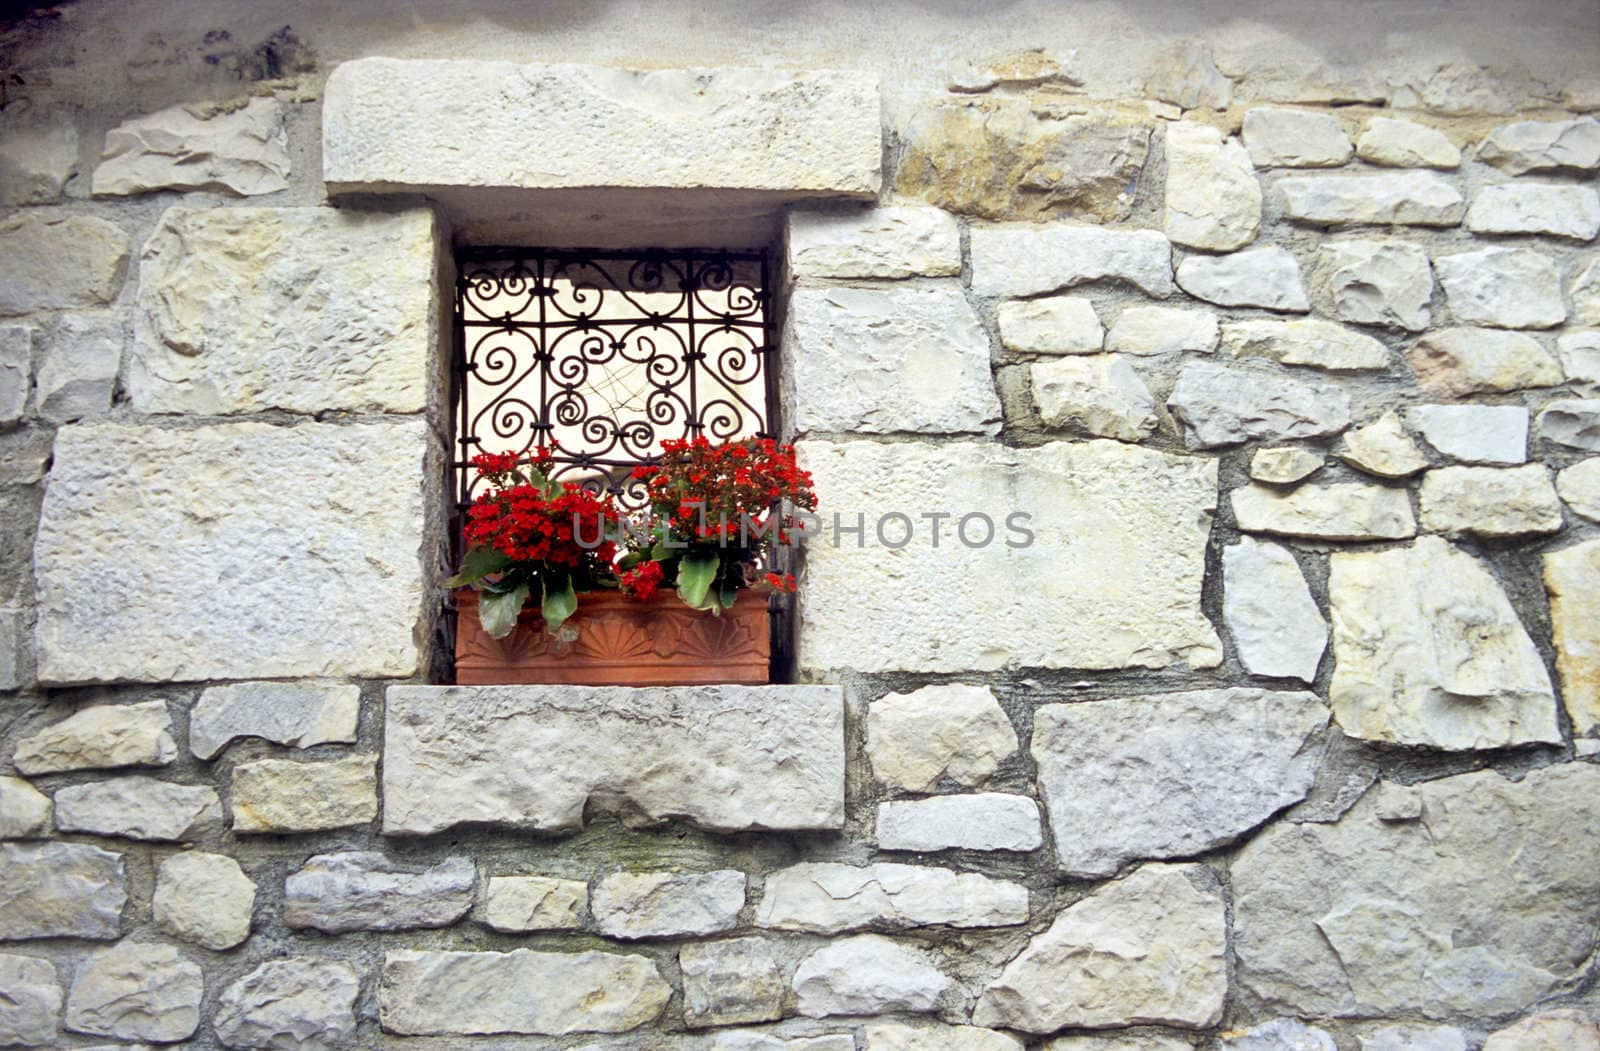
<box><xmin>454</xmin><ymin>588</ymin><xmax>771</xmax><ymax>686</ymax></box>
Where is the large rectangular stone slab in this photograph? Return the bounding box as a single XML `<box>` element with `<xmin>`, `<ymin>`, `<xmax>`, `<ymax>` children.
<box><xmin>795</xmin><ymin>440</ymin><xmax>1221</xmax><ymax>673</ymax></box>
<box><xmin>382</xmin><ymin>685</ymin><xmax>844</xmax><ymax>836</ymax></box>
<box><xmin>34</xmin><ymin>421</ymin><xmax>438</xmax><ymax>684</ymax></box>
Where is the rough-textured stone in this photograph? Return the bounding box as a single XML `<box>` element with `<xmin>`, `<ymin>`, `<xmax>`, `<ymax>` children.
<box><xmin>1168</xmin><ymin>361</ymin><xmax>1350</xmax><ymax>448</ymax></box>
<box><xmin>1222</xmin><ymin>318</ymin><xmax>1388</xmax><ymax>371</ymax></box>
<box><xmin>230</xmin><ymin>755</ymin><xmax>377</xmax><ymax>833</ymax></box>
<box><xmin>1539</xmin><ymin>398</ymin><xmax>1600</xmax><ymax>451</ymax></box>
<box><xmin>0</xmin><ymin>776</ymin><xmax>51</xmax><ymax>839</ymax></box>
<box><xmin>996</xmin><ymin>295</ymin><xmax>1103</xmax><ymax>355</ymax></box>
<box><xmin>757</xmin><ymin>862</ymin><xmax>1028</xmax><ymax>932</ymax></box>
<box><xmin>283</xmin><ymin>852</ymin><xmax>475</xmax><ymax>933</ymax></box>
<box><xmin>1243</xmin><ymin>108</ymin><xmax>1353</xmax><ymax>168</ymax></box>
<box><xmin>680</xmin><ymin>938</ymin><xmax>784</xmax><ymax>1028</ymax></box>
<box><xmin>1483</xmin><ymin>1010</ymin><xmax>1600</xmax><ymax>1051</ymax></box>
<box><xmin>974</xmin><ymin>864</ymin><xmax>1226</xmax><ymax>1032</ymax></box>
<box><xmin>325</xmin><ymin>58</ymin><xmax>880</xmax><ymax>196</ymax></box>
<box><xmin>1574</xmin><ymin>258</ymin><xmax>1600</xmax><ymax>326</ymax></box>
<box><xmin>1106</xmin><ymin>305</ymin><xmax>1218</xmax><ymax>355</ymax></box>
<box><xmin>1233</xmin><ymin>481</ymin><xmax>1416</xmax><ymax>540</ymax></box>
<box><xmin>0</xmin><ymin>842</ymin><xmax>125</xmax><ymax>940</ymax></box>
<box><xmin>129</xmin><ymin>206</ymin><xmax>438</xmax><ymax>415</ymax></box>
<box><xmin>1418</xmin><ymin>465</ymin><xmax>1563</xmax><ymax>537</ymax></box>
<box><xmin>1360</xmin><ymin>1025</ymin><xmax>1470</xmax><ymax>1051</ymax></box>
<box><xmin>786</xmin><ymin>284</ymin><xmax>1000</xmax><ymax>435</ymax></box>
<box><xmin>13</xmin><ymin>700</ymin><xmax>176</xmax><ymax>774</ymax></box>
<box><xmin>384</xmin><ymin>685</ymin><xmax>843</xmax><ymax>835</ymax></box>
<box><xmin>1545</xmin><ymin>539</ymin><xmax>1600</xmax><ymax>735</ymax></box>
<box><xmin>1279</xmin><ymin>171</ymin><xmax>1464</xmax><ymax>226</ymax></box>
<box><xmin>1147</xmin><ymin>40</ymin><xmax>1233</xmax><ymax>110</ymax></box>
<box><xmin>1034</xmin><ymin>689</ymin><xmax>1326</xmax><ymax>877</ymax></box>
<box><xmin>714</xmin><ymin>1033</ymin><xmax>855</xmax><ymax>1051</ymax></box>
<box><xmin>1467</xmin><ymin>183</ymin><xmax>1600</xmax><ymax>240</ymax></box>
<box><xmin>0</xmin><ymin>114</ymin><xmax>78</xmax><ymax>204</ymax></box>
<box><xmin>0</xmin><ymin>214</ymin><xmax>130</xmax><ymax>316</ymax></box>
<box><xmin>969</xmin><ymin>224</ymin><xmax>1172</xmax><ymax>298</ymax></box>
<box><xmin>948</xmin><ymin>47</ymin><xmax>1080</xmax><ymax>93</ymax></box>
<box><xmin>93</xmin><ymin>98</ymin><xmax>290</xmax><ymax>197</ymax></box>
<box><xmin>152</xmin><ymin>851</ymin><xmax>255</xmax><ymax>951</ymax></box>
<box><xmin>0</xmin><ymin>608</ymin><xmax>23</xmax><ymax>692</ymax></box>
<box><xmin>1407</xmin><ymin>404</ymin><xmax>1528</xmax><ymax>464</ymax></box>
<box><xmin>0</xmin><ymin>953</ymin><xmax>60</xmax><ymax>1046</ymax></box>
<box><xmin>866</xmin><ymin>1023</ymin><xmax>1023</xmax><ymax>1051</ymax></box>
<box><xmin>867</xmin><ymin>684</ymin><xmax>1015</xmax><ymax>792</ymax></box>
<box><xmin>1251</xmin><ymin>446</ymin><xmax>1324</xmax><ymax>485</ymax></box>
<box><xmin>0</xmin><ymin>429</ymin><xmax>51</xmax><ymax>486</ymax></box>
<box><xmin>54</xmin><ymin>777</ymin><xmax>222</xmax><ymax>842</ymax></box>
<box><xmin>1224</xmin><ymin>1019</ymin><xmax>1337</xmax><ymax>1050</ymax></box>
<box><xmin>1042</xmin><ymin>1036</ymin><xmax>1190</xmax><ymax>1051</ymax></box>
<box><xmin>1030</xmin><ymin>354</ymin><xmax>1158</xmax><ymax>441</ymax></box>
<box><xmin>34</xmin><ymin>421</ymin><xmax>435</xmax><ymax>684</ymax></box>
<box><xmin>592</xmin><ymin>870</ymin><xmax>745</xmax><ymax>940</ymax></box>
<box><xmin>34</xmin><ymin>314</ymin><xmax>120</xmax><ymax>425</ymax></box>
<box><xmin>797</xmin><ymin>441</ymin><xmax>1221</xmax><ymax>672</ymax></box>
<box><xmin>0</xmin><ymin>325</ymin><xmax>30</xmax><ymax>425</ymax></box>
<box><xmin>214</xmin><ymin>958</ymin><xmax>359</xmax><ymax>1051</ymax></box>
<box><xmin>189</xmin><ymin>681</ymin><xmax>360</xmax><ymax>760</ymax></box>
<box><xmin>1233</xmin><ymin>763</ymin><xmax>1600</xmax><ymax>1018</ymax></box>
<box><xmin>786</xmin><ymin>206</ymin><xmax>959</xmax><ymax>280</ymax></box>
<box><xmin>64</xmin><ymin>941</ymin><xmax>201</xmax><ymax>1043</ymax></box>
<box><xmin>876</xmin><ymin>794</ymin><xmax>1043</xmax><ymax>852</ymax></box>
<box><xmin>1355</xmin><ymin>118</ymin><xmax>1461</xmax><ymax>169</ymax></box>
<box><xmin>1561</xmin><ymin>330</ymin><xmax>1600</xmax><ymax>385</ymax></box>
<box><xmin>1434</xmin><ymin>248</ymin><xmax>1566</xmax><ymax>329</ymax></box>
<box><xmin>1558</xmin><ymin>458</ymin><xmax>1600</xmax><ymax>521</ymax></box>
<box><xmin>482</xmin><ymin>876</ymin><xmax>587</xmax><ymax>932</ymax></box>
<box><xmin>1341</xmin><ymin>411</ymin><xmax>1429</xmax><ymax>478</ymax></box>
<box><xmin>1476</xmin><ymin>117</ymin><xmax>1600</xmax><ymax>175</ymax></box>
<box><xmin>1164</xmin><ymin>122</ymin><xmax>1261</xmax><ymax>250</ymax></box>
<box><xmin>794</xmin><ymin>935</ymin><xmax>947</xmax><ymax>1018</ymax></box>
<box><xmin>1328</xmin><ymin>536</ymin><xmax>1558</xmax><ymax>749</ymax></box>
<box><xmin>1223</xmin><ymin>538</ymin><xmax>1328</xmax><ymax>683</ymax></box>
<box><xmin>1313</xmin><ymin>239</ymin><xmax>1433</xmax><ymax>331</ymax></box>
<box><xmin>1407</xmin><ymin>327</ymin><xmax>1561</xmax><ymax>395</ymax></box>
<box><xmin>379</xmin><ymin>948</ymin><xmax>670</xmax><ymax>1035</ymax></box>
<box><xmin>1175</xmin><ymin>246</ymin><xmax>1309</xmax><ymax>311</ymax></box>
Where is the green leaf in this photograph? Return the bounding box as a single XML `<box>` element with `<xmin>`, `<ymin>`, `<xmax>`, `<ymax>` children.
<box><xmin>676</xmin><ymin>551</ymin><xmax>719</xmax><ymax>609</ymax></box>
<box><xmin>478</xmin><ymin>584</ymin><xmax>529</xmax><ymax>639</ymax></box>
<box><xmin>650</xmin><ymin>539</ymin><xmax>680</xmax><ymax>561</ymax></box>
<box><xmin>526</xmin><ymin>464</ymin><xmax>561</xmax><ymax>500</ymax></box>
<box><xmin>541</xmin><ymin>575</ymin><xmax>579</xmax><ymax>635</ymax></box>
<box><xmin>444</xmin><ymin>546</ymin><xmax>511</xmax><ymax>588</ymax></box>
<box><xmin>616</xmin><ymin>551</ymin><xmax>644</xmax><ymax>571</ymax></box>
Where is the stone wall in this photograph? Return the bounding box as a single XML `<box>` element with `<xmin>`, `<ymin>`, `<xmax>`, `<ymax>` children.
<box><xmin>1</xmin><ymin>2</ymin><xmax>1598</xmax><ymax>1048</ymax></box>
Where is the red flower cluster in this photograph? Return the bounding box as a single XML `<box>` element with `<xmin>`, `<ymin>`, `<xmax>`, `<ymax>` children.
<box><xmin>763</xmin><ymin>572</ymin><xmax>797</xmax><ymax>593</ymax></box>
<box><xmin>632</xmin><ymin>436</ymin><xmax>817</xmax><ymax>546</ymax></box>
<box><xmin>463</xmin><ymin>451</ymin><xmax>619</xmax><ymax>569</ymax></box>
<box><xmin>618</xmin><ymin>559</ymin><xmax>664</xmax><ymax>602</ymax></box>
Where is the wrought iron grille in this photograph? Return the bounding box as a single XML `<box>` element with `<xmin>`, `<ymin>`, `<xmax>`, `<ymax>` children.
<box><xmin>451</xmin><ymin>247</ymin><xmax>776</xmax><ymax>530</ymax></box>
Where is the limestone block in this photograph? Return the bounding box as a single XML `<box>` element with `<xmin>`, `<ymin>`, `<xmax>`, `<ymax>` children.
<box><xmin>1233</xmin><ymin>763</ymin><xmax>1600</xmax><ymax>1017</ymax></box>
<box><xmin>996</xmin><ymin>295</ymin><xmax>1103</xmax><ymax>354</ymax></box>
<box><xmin>1147</xmin><ymin>40</ymin><xmax>1233</xmax><ymax>109</ymax></box>
<box><xmin>1435</xmin><ymin>247</ymin><xmax>1566</xmax><ymax>329</ymax></box>
<box><xmin>757</xmin><ymin>862</ymin><xmax>1029</xmax><ymax>932</ymax></box>
<box><xmin>1030</xmin><ymin>354</ymin><xmax>1158</xmax><ymax>440</ymax></box>
<box><xmin>1407</xmin><ymin>327</ymin><xmax>1561</xmax><ymax>395</ymax></box>
<box><xmin>784</xmin><ymin>284</ymin><xmax>1000</xmax><ymax>435</ymax></box>
<box><xmin>129</xmin><ymin>206</ymin><xmax>439</xmax><ymax>415</ymax></box>
<box><xmin>283</xmin><ymin>852</ymin><xmax>475</xmax><ymax>933</ymax></box>
<box><xmin>1167</xmin><ymin>361</ymin><xmax>1350</xmax><ymax>448</ymax></box>
<box><xmin>1175</xmin><ymin>246</ymin><xmax>1309</xmax><ymax>311</ymax></box>
<box><xmin>189</xmin><ymin>681</ymin><xmax>360</xmax><ymax>760</ymax></box>
<box><xmin>1483</xmin><ymin>1010</ymin><xmax>1600</xmax><ymax>1051</ymax></box>
<box><xmin>969</xmin><ymin>223</ymin><xmax>1172</xmax><ymax>297</ymax></box>
<box><xmin>1329</xmin><ymin>536</ymin><xmax>1558</xmax><ymax>749</ymax></box>
<box><xmin>152</xmin><ymin>851</ymin><xmax>255</xmax><ymax>950</ymax></box>
<box><xmin>0</xmin><ymin>776</ymin><xmax>51</xmax><ymax>838</ymax></box>
<box><xmin>325</xmin><ymin>58</ymin><xmax>881</xmax><ymax>197</ymax></box>
<box><xmin>715</xmin><ymin>1032</ymin><xmax>856</xmax><ymax>1051</ymax></box>
<box><xmin>0</xmin><ymin>214</ymin><xmax>129</xmax><ymax>316</ymax></box>
<box><xmin>383</xmin><ymin>685</ymin><xmax>844</xmax><ymax>835</ymax></box>
<box><xmin>1574</xmin><ymin>258</ymin><xmax>1600</xmax><ymax>325</ymax></box>
<box><xmin>1279</xmin><ymin>171</ymin><xmax>1465</xmax><ymax>226</ymax></box>
<box><xmin>1042</xmin><ymin>1036</ymin><xmax>1191</xmax><ymax>1051</ymax></box>
<box><xmin>1406</xmin><ymin>404</ymin><xmax>1527</xmax><ymax>463</ymax></box>
<box><xmin>34</xmin><ymin>421</ymin><xmax>436</xmax><ymax>684</ymax></box>
<box><xmin>1232</xmin><ymin>482</ymin><xmax>1416</xmax><ymax>540</ymax></box>
<box><xmin>1558</xmin><ymin>458</ymin><xmax>1600</xmax><ymax>521</ymax></box>
<box><xmin>13</xmin><ymin>700</ymin><xmax>175</xmax><ymax>774</ymax></box>
<box><xmin>34</xmin><ymin>314</ymin><xmax>120</xmax><ymax>425</ymax></box>
<box><xmin>866</xmin><ymin>1023</ymin><xmax>1023</xmax><ymax>1051</ymax></box>
<box><xmin>1222</xmin><ymin>318</ymin><xmax>1388</xmax><ymax>371</ymax></box>
<box><xmin>1106</xmin><ymin>305</ymin><xmax>1218</xmax><ymax>355</ymax></box>
<box><xmin>1476</xmin><ymin>117</ymin><xmax>1600</xmax><ymax>174</ymax></box>
<box><xmin>482</xmin><ymin>876</ymin><xmax>587</xmax><ymax>932</ymax></box>
<box><xmin>0</xmin><ymin>953</ymin><xmax>60</xmax><ymax>1046</ymax></box>
<box><xmin>1312</xmin><ymin>239</ymin><xmax>1433</xmax><ymax>331</ymax></box>
<box><xmin>379</xmin><ymin>948</ymin><xmax>670</xmax><ymax>1035</ymax></box>
<box><xmin>0</xmin><ymin>842</ymin><xmax>125</xmax><ymax>940</ymax></box>
<box><xmin>0</xmin><ymin>609</ymin><xmax>24</xmax><ymax>693</ymax></box>
<box><xmin>1223</xmin><ymin>538</ymin><xmax>1328</xmax><ymax>682</ymax></box>
<box><xmin>796</xmin><ymin>441</ymin><xmax>1221</xmax><ymax>672</ymax></box>
<box><xmin>1034</xmin><ymin>689</ymin><xmax>1327</xmax><ymax>877</ymax></box>
<box><xmin>1467</xmin><ymin>183</ymin><xmax>1600</xmax><ymax>240</ymax></box>
<box><xmin>793</xmin><ymin>935</ymin><xmax>947</xmax><ymax>1018</ymax></box>
<box><xmin>230</xmin><ymin>755</ymin><xmax>377</xmax><ymax>833</ymax></box>
<box><xmin>1340</xmin><ymin>411</ymin><xmax>1428</xmax><ymax>478</ymax></box>
<box><xmin>1251</xmin><ymin>447</ymin><xmax>1324</xmax><ymax>485</ymax></box>
<box><xmin>948</xmin><ymin>48</ymin><xmax>1080</xmax><ymax>94</ymax></box>
<box><xmin>0</xmin><ymin>113</ymin><xmax>78</xmax><ymax>204</ymax></box>
<box><xmin>1163</xmin><ymin>122</ymin><xmax>1261</xmax><ymax>250</ymax></box>
<box><xmin>867</xmin><ymin>684</ymin><xmax>1015</xmax><ymax>792</ymax></box>
<box><xmin>1355</xmin><ymin>118</ymin><xmax>1461</xmax><ymax>169</ymax></box>
<box><xmin>64</xmin><ymin>942</ymin><xmax>201</xmax><ymax>1043</ymax></box>
<box><xmin>680</xmin><ymin>938</ymin><xmax>784</xmax><ymax>1028</ymax></box>
<box><xmin>592</xmin><ymin>870</ymin><xmax>745</xmax><ymax>940</ymax></box>
<box><xmin>786</xmin><ymin>206</ymin><xmax>959</xmax><ymax>280</ymax></box>
<box><xmin>1539</xmin><ymin>398</ymin><xmax>1600</xmax><ymax>451</ymax></box>
<box><xmin>1560</xmin><ymin>330</ymin><xmax>1600</xmax><ymax>385</ymax></box>
<box><xmin>93</xmin><ymin>98</ymin><xmax>290</xmax><ymax>197</ymax></box>
<box><xmin>1418</xmin><ymin>465</ymin><xmax>1563</xmax><ymax>537</ymax></box>
<box><xmin>214</xmin><ymin>958</ymin><xmax>359</xmax><ymax>1050</ymax></box>
<box><xmin>974</xmin><ymin>864</ymin><xmax>1226</xmax><ymax>1032</ymax></box>
<box><xmin>1243</xmin><ymin>107</ymin><xmax>1352</xmax><ymax>168</ymax></box>
<box><xmin>53</xmin><ymin>777</ymin><xmax>222</xmax><ymax>842</ymax></box>
<box><xmin>875</xmin><ymin>794</ymin><xmax>1043</xmax><ymax>852</ymax></box>
<box><xmin>0</xmin><ymin>429</ymin><xmax>51</xmax><ymax>485</ymax></box>
<box><xmin>1359</xmin><ymin>1025</ymin><xmax>1471</xmax><ymax>1051</ymax></box>
<box><xmin>0</xmin><ymin>325</ymin><xmax>30</xmax><ymax>425</ymax></box>
<box><xmin>1545</xmin><ymin>539</ymin><xmax>1600</xmax><ymax>734</ymax></box>
<box><xmin>1224</xmin><ymin>1019</ymin><xmax>1337</xmax><ymax>1050</ymax></box>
